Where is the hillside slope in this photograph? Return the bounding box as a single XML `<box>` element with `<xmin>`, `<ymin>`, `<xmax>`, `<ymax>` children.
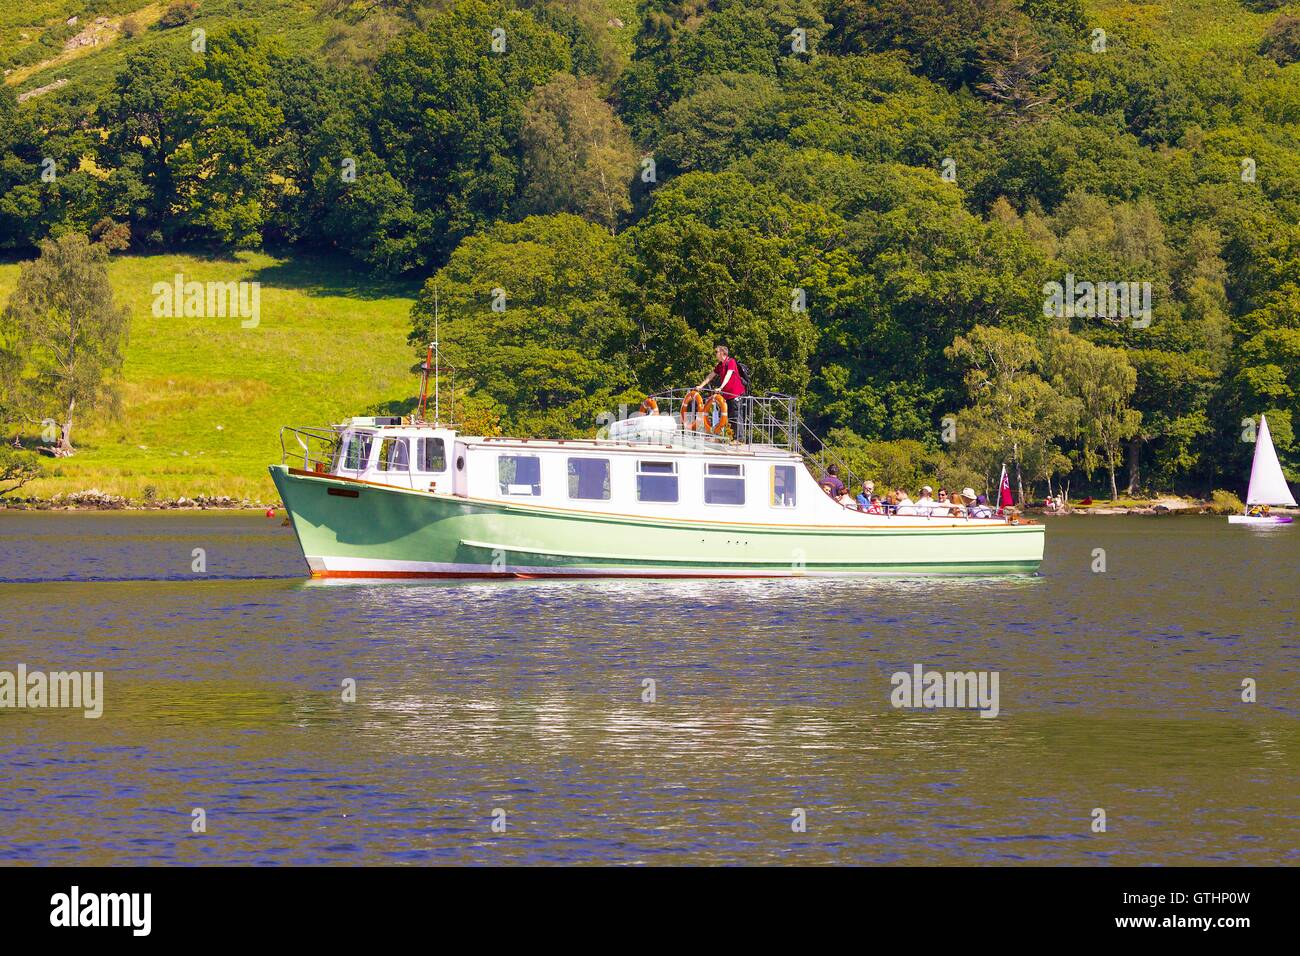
<box><xmin>3</xmin><ymin>0</ymin><xmax>328</xmax><ymax>99</ymax></box>
<box><xmin>0</xmin><ymin>252</ymin><xmax>419</xmax><ymax>502</ymax></box>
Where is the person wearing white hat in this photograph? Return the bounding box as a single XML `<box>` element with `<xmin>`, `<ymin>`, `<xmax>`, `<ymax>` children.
<box><xmin>958</xmin><ymin>487</ymin><xmax>979</xmax><ymax>518</ymax></box>
<box><xmin>915</xmin><ymin>485</ymin><xmax>936</xmax><ymax>515</ymax></box>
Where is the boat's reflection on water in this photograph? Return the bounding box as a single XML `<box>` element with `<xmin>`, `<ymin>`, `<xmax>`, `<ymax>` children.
<box><xmin>299</xmin><ymin>572</ymin><xmax>1046</xmax><ymax>599</ymax></box>
<box><xmin>309</xmin><ymin>689</ymin><xmax>1026</xmax><ymax>761</ymax></box>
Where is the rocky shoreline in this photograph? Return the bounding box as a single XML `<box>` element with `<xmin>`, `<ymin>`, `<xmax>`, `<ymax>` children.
<box><xmin>1023</xmin><ymin>497</ymin><xmax>1299</xmax><ymax>517</ymax></box>
<box><xmin>1</xmin><ymin>489</ymin><xmax>276</xmax><ymax>511</ymax></box>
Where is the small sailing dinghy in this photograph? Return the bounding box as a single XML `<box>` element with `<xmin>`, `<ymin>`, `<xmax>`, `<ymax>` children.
<box><xmin>1228</xmin><ymin>414</ymin><xmax>1296</xmax><ymax>525</ymax></box>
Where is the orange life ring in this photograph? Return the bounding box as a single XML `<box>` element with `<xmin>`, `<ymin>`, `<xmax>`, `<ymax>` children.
<box><xmin>640</xmin><ymin>396</ymin><xmax>658</xmax><ymax>416</ymax></box>
<box><xmin>701</xmin><ymin>392</ymin><xmax>729</xmax><ymax>434</ymax></box>
<box><xmin>681</xmin><ymin>390</ymin><xmax>704</xmax><ymax>430</ymax></box>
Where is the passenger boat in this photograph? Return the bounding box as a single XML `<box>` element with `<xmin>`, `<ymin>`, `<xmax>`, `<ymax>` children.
<box><xmin>268</xmin><ymin>387</ymin><xmax>1045</xmax><ymax>579</ymax></box>
<box><xmin>1228</xmin><ymin>414</ymin><xmax>1296</xmax><ymax>525</ymax></box>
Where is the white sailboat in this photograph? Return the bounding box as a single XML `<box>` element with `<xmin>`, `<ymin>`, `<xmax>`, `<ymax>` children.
<box><xmin>1228</xmin><ymin>414</ymin><xmax>1296</xmax><ymax>525</ymax></box>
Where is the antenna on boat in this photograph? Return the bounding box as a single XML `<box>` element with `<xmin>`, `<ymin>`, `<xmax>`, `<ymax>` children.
<box><xmin>416</xmin><ymin>288</ymin><xmax>443</xmax><ymax>425</ymax></box>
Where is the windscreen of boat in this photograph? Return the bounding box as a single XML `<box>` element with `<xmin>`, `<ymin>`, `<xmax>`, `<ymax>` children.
<box><xmin>340</xmin><ymin>432</ymin><xmax>374</xmax><ymax>471</ymax></box>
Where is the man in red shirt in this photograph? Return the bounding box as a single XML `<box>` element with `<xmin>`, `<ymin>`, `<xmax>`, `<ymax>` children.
<box><xmin>696</xmin><ymin>344</ymin><xmax>745</xmax><ymax>438</ymax></box>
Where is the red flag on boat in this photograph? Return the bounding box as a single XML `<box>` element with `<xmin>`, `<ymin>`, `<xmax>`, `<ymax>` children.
<box><xmin>998</xmin><ymin>464</ymin><xmax>1013</xmax><ymax>511</ymax></box>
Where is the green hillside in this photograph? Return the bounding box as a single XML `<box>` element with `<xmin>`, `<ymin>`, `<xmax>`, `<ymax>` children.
<box><xmin>3</xmin><ymin>1</ymin><xmax>328</xmax><ymax>99</ymax></box>
<box><xmin>0</xmin><ymin>252</ymin><xmax>418</xmax><ymax>502</ymax></box>
<box><xmin>5</xmin><ymin>0</ymin><xmax>1300</xmax><ymax>503</ymax></box>
<box><xmin>3</xmin><ymin>0</ymin><xmax>640</xmax><ymax>99</ymax></box>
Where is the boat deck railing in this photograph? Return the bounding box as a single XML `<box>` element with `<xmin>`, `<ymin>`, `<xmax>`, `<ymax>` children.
<box><xmin>645</xmin><ymin>389</ymin><xmax>801</xmax><ymax>450</ymax></box>
<box><xmin>646</xmin><ymin>389</ymin><xmax>863</xmax><ymax>486</ymax></box>
<box><xmin>279</xmin><ymin>425</ymin><xmax>340</xmax><ymax>473</ymax></box>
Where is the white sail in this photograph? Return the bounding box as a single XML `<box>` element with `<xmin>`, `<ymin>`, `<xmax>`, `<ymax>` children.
<box><xmin>1246</xmin><ymin>414</ymin><xmax>1297</xmax><ymax>506</ymax></box>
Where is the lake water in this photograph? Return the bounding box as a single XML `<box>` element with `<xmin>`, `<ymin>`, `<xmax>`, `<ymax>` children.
<box><xmin>0</xmin><ymin>511</ymin><xmax>1295</xmax><ymax>865</ymax></box>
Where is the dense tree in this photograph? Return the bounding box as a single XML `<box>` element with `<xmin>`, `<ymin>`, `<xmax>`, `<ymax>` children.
<box><xmin>616</xmin><ymin>0</ymin><xmax>828</xmax><ymax>138</ymax></box>
<box><xmin>519</xmin><ymin>73</ymin><xmax>637</xmax><ymax>231</ymax></box>
<box><xmin>811</xmin><ymin>163</ymin><xmax>1055</xmax><ymax>443</ymax></box>
<box><xmin>168</xmin><ymin>23</ymin><xmax>286</xmax><ymax>247</ymax></box>
<box><xmin>657</xmin><ymin>73</ymin><xmax>782</xmax><ymax>175</ymax></box>
<box><xmin>264</xmin><ymin>53</ymin><xmax>380</xmax><ymax>251</ymax></box>
<box><xmin>98</xmin><ymin>46</ymin><xmax>189</xmax><ymax>245</ymax></box>
<box><xmin>946</xmin><ymin>325</ymin><xmax>1078</xmax><ymax>502</ymax></box>
<box><xmin>616</xmin><ymin>171</ymin><xmax>841</xmax><ymax>398</ymax></box>
<box><xmin>522</xmin><ymin>0</ymin><xmax>628</xmax><ymax>82</ymax></box>
<box><xmin>827</xmin><ymin>0</ymin><xmax>1013</xmax><ymax>88</ymax></box>
<box><xmin>371</xmin><ymin>0</ymin><xmax>571</xmax><ymax>268</ymax></box>
<box><xmin>774</xmin><ymin>54</ymin><xmax>969</xmax><ymax>170</ymax></box>
<box><xmin>0</xmin><ymin>92</ymin><xmax>107</xmax><ymax>250</ymax></box>
<box><xmin>0</xmin><ymin>235</ymin><xmax>129</xmax><ymax>456</ymax></box>
<box><xmin>1046</xmin><ymin>329</ymin><xmax>1141</xmax><ymax>500</ymax></box>
<box><xmin>409</xmin><ymin>214</ymin><xmax>639</xmax><ymax>436</ymax></box>
<box><xmin>970</xmin><ymin>115</ymin><xmax>1159</xmax><ymax>214</ymax></box>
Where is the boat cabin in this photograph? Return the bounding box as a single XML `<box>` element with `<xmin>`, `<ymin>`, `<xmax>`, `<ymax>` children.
<box><xmin>282</xmin><ymin>403</ymin><xmax>988</xmax><ymax>527</ymax></box>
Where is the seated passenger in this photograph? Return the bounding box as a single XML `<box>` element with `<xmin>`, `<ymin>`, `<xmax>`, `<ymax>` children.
<box><xmin>970</xmin><ymin>493</ymin><xmax>994</xmax><ymax>518</ymax></box>
<box><xmin>915</xmin><ymin>485</ymin><xmax>937</xmax><ymax>514</ymax></box>
<box><xmin>894</xmin><ymin>488</ymin><xmax>917</xmax><ymax>515</ymax></box>
<box><xmin>936</xmin><ymin>488</ymin><xmax>959</xmax><ymax>516</ymax></box>
<box><xmin>855</xmin><ymin>480</ymin><xmax>875</xmax><ymax>510</ymax></box>
<box><xmin>959</xmin><ymin>487</ymin><xmax>979</xmax><ymax>517</ymax></box>
<box><xmin>866</xmin><ymin>494</ymin><xmax>884</xmax><ymax>515</ymax></box>
<box><xmin>822</xmin><ymin>464</ymin><xmax>846</xmax><ymax>499</ymax></box>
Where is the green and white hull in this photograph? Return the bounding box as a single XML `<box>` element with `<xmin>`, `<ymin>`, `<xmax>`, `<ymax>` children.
<box><xmin>270</xmin><ymin>465</ymin><xmax>1045</xmax><ymax>579</ymax></box>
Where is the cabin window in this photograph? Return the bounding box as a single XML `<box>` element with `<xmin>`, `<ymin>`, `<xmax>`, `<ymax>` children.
<box><xmin>568</xmin><ymin>457</ymin><xmax>610</xmax><ymax>500</ymax></box>
<box><xmin>772</xmin><ymin>465</ymin><xmax>796</xmax><ymax>508</ymax></box>
<box><xmin>341</xmin><ymin>434</ymin><xmax>373</xmax><ymax>471</ymax></box>
<box><xmin>377</xmin><ymin>437</ymin><xmax>409</xmax><ymax>472</ymax></box>
<box><xmin>704</xmin><ymin>462</ymin><xmax>745</xmax><ymax>506</ymax></box>
<box><xmin>418</xmin><ymin>437</ymin><xmax>447</xmax><ymax>472</ymax></box>
<box><xmin>499</xmin><ymin>455</ymin><xmax>541</xmax><ymax>496</ymax></box>
<box><xmin>637</xmin><ymin>460</ymin><xmax>678</xmax><ymax>503</ymax></box>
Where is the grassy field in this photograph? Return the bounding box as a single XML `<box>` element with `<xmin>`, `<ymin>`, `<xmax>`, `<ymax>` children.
<box><xmin>3</xmin><ymin>0</ymin><xmax>330</xmax><ymax>99</ymax></box>
<box><xmin>0</xmin><ymin>251</ymin><xmax>421</xmax><ymax>503</ymax></box>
